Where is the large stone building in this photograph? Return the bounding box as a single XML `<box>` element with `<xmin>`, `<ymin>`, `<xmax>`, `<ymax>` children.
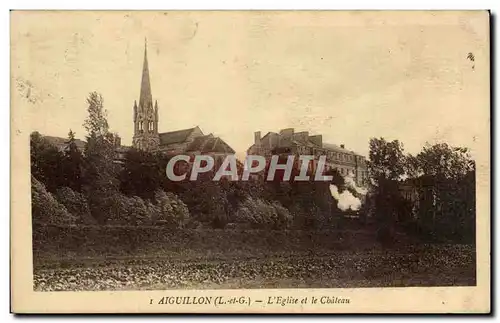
<box><xmin>131</xmin><ymin>40</ymin><xmax>235</xmax><ymax>162</ymax></box>
<box><xmin>247</xmin><ymin>128</ymin><xmax>368</xmax><ymax>185</ymax></box>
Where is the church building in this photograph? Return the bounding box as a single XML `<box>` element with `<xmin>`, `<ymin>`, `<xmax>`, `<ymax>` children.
<box><xmin>132</xmin><ymin>39</ymin><xmax>235</xmax><ymax>159</ymax></box>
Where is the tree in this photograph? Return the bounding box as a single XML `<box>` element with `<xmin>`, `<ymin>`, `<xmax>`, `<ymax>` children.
<box><xmin>82</xmin><ymin>92</ymin><xmax>120</xmax><ymax>224</ymax></box>
<box><xmin>413</xmin><ymin>143</ymin><xmax>475</xmax><ymax>180</ymax></box>
<box><xmin>367</xmin><ymin>137</ymin><xmax>406</xmax><ymax>246</ymax></box>
<box><xmin>119</xmin><ymin>148</ymin><xmax>162</xmax><ymax>200</ymax></box>
<box><xmin>62</xmin><ymin>129</ymin><xmax>84</xmax><ymax>192</ymax></box>
<box><xmin>367</xmin><ymin>138</ymin><xmax>406</xmax><ymax>182</ymax></box>
<box><xmin>153</xmin><ymin>190</ymin><xmax>190</xmax><ymax>228</ymax></box>
<box><xmin>30</xmin><ymin>131</ymin><xmax>65</xmax><ymax>193</ymax></box>
<box><xmin>55</xmin><ymin>186</ymin><xmax>95</xmax><ymax>225</ymax></box>
<box><xmin>83</xmin><ymin>92</ymin><xmax>109</xmax><ymax>138</ymax></box>
<box><xmin>410</xmin><ymin>143</ymin><xmax>476</xmax><ymax>242</ymax></box>
<box><xmin>31</xmin><ymin>176</ymin><xmax>77</xmax><ymax>226</ymax></box>
<box><xmin>179</xmin><ymin>170</ymin><xmax>230</xmax><ymax>228</ymax></box>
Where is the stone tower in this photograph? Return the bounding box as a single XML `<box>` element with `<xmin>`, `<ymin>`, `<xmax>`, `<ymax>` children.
<box><xmin>133</xmin><ymin>38</ymin><xmax>160</xmax><ymax>151</ymax></box>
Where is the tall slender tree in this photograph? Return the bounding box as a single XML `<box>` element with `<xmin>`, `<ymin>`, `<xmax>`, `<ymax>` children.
<box><xmin>62</xmin><ymin>129</ymin><xmax>84</xmax><ymax>192</ymax></box>
<box><xmin>367</xmin><ymin>137</ymin><xmax>407</xmax><ymax>245</ymax></box>
<box><xmin>82</xmin><ymin>92</ymin><xmax>120</xmax><ymax>224</ymax></box>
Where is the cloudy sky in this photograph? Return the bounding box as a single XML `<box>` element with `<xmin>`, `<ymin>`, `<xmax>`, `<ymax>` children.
<box><xmin>11</xmin><ymin>11</ymin><xmax>489</xmax><ymax>159</ymax></box>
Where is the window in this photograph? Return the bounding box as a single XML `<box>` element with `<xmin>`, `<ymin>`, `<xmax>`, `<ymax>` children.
<box><xmin>138</xmin><ymin>121</ymin><xmax>143</xmax><ymax>131</ymax></box>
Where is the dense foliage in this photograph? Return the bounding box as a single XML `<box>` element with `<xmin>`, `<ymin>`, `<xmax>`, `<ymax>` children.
<box><xmin>368</xmin><ymin>138</ymin><xmax>476</xmax><ymax>244</ymax></box>
<box><xmin>30</xmin><ymin>92</ymin><xmax>476</xmax><ymax>244</ymax></box>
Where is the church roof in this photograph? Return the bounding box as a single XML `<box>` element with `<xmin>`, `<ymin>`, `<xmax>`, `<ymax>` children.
<box><xmin>159</xmin><ymin>127</ymin><xmax>198</xmax><ymax>146</ymax></box>
<box><xmin>186</xmin><ymin>135</ymin><xmax>235</xmax><ymax>154</ymax></box>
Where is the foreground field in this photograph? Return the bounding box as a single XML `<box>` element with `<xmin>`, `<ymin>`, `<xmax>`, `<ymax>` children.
<box><xmin>33</xmin><ymin>245</ymin><xmax>475</xmax><ymax>291</ymax></box>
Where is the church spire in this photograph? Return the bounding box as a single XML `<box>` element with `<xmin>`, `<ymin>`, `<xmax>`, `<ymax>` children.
<box><xmin>139</xmin><ymin>37</ymin><xmax>152</xmax><ymax>110</ymax></box>
<box><xmin>133</xmin><ymin>38</ymin><xmax>160</xmax><ymax>152</ymax></box>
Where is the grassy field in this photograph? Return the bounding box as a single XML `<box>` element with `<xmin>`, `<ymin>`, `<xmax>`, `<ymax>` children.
<box><xmin>32</xmin><ymin>226</ymin><xmax>476</xmax><ymax>291</ymax></box>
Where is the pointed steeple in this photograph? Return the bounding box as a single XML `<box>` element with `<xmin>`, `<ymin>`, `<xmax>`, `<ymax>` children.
<box><xmin>139</xmin><ymin>37</ymin><xmax>152</xmax><ymax>110</ymax></box>
<box><xmin>133</xmin><ymin>100</ymin><xmax>137</xmax><ymax>122</ymax></box>
<box><xmin>133</xmin><ymin>38</ymin><xmax>160</xmax><ymax>152</ymax></box>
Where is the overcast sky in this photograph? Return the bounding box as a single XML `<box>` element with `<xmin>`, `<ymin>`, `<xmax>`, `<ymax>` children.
<box><xmin>11</xmin><ymin>11</ymin><xmax>489</xmax><ymax>159</ymax></box>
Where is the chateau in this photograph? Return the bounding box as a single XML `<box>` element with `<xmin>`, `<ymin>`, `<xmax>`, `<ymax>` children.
<box><xmin>247</xmin><ymin>128</ymin><xmax>368</xmax><ymax>185</ymax></box>
<box><xmin>131</xmin><ymin>40</ymin><xmax>235</xmax><ymax>160</ymax></box>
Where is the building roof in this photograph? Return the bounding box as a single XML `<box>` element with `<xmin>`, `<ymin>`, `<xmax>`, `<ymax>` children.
<box><xmin>292</xmin><ymin>140</ymin><xmax>317</xmax><ymax>148</ymax></box>
<box><xmin>322</xmin><ymin>143</ymin><xmax>354</xmax><ymax>154</ymax></box>
<box><xmin>159</xmin><ymin>127</ymin><xmax>198</xmax><ymax>146</ymax></box>
<box><xmin>43</xmin><ymin>135</ymin><xmax>86</xmax><ymax>151</ymax></box>
<box><xmin>115</xmin><ymin>145</ymin><xmax>132</xmax><ymax>153</ymax></box>
<box><xmin>42</xmin><ymin>134</ymin><xmax>132</xmax><ymax>156</ymax></box>
<box><xmin>186</xmin><ymin>135</ymin><xmax>235</xmax><ymax>154</ymax></box>
<box><xmin>260</xmin><ymin>131</ymin><xmax>278</xmax><ymax>142</ymax></box>
<box><xmin>185</xmin><ymin>134</ymin><xmax>213</xmax><ymax>151</ymax></box>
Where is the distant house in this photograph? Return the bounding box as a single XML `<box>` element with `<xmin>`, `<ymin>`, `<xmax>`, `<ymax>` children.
<box><xmin>40</xmin><ymin>134</ymin><xmax>129</xmax><ymax>165</ymax></box>
<box><xmin>43</xmin><ymin>135</ymin><xmax>86</xmax><ymax>152</ymax></box>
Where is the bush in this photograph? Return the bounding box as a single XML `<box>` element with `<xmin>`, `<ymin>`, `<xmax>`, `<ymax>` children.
<box><xmin>289</xmin><ymin>203</ymin><xmax>322</xmax><ymax>229</ymax></box>
<box><xmin>31</xmin><ymin>176</ymin><xmax>77</xmax><ymax>226</ymax></box>
<box><xmin>179</xmin><ymin>178</ymin><xmax>229</xmax><ymax>228</ymax></box>
<box><xmin>272</xmin><ymin>201</ymin><xmax>293</xmax><ymax>230</ymax></box>
<box><xmin>106</xmin><ymin>194</ymin><xmax>155</xmax><ymax>226</ymax></box>
<box><xmin>55</xmin><ymin>187</ymin><xmax>95</xmax><ymax>225</ymax></box>
<box><xmin>153</xmin><ymin>190</ymin><xmax>190</xmax><ymax>228</ymax></box>
<box><xmin>235</xmin><ymin>197</ymin><xmax>292</xmax><ymax>230</ymax></box>
<box><xmin>83</xmin><ymin>191</ymin><xmax>190</xmax><ymax>227</ymax></box>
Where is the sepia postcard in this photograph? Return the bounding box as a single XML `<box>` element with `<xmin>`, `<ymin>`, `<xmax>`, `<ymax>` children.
<box><xmin>10</xmin><ymin>10</ymin><xmax>490</xmax><ymax>314</ymax></box>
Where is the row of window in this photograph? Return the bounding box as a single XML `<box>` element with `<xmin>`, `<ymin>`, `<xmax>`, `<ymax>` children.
<box><xmin>137</xmin><ymin>121</ymin><xmax>155</xmax><ymax>132</ymax></box>
<box><xmin>326</xmin><ymin>166</ymin><xmax>367</xmax><ymax>179</ymax></box>
<box><xmin>297</xmin><ymin>147</ymin><xmax>363</xmax><ymax>163</ymax></box>
<box><xmin>337</xmin><ymin>167</ymin><xmax>355</xmax><ymax>176</ymax></box>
